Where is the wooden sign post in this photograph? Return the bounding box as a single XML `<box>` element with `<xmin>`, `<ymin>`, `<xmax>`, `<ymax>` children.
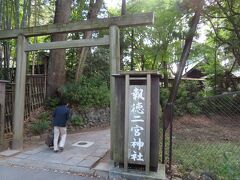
<box><xmin>113</xmin><ymin>72</ymin><xmax>160</xmax><ymax>173</ymax></box>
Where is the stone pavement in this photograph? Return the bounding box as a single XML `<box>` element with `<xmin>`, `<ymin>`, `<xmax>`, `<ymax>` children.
<box><xmin>0</xmin><ymin>166</ymin><xmax>105</xmax><ymax>180</ymax></box>
<box><xmin>0</xmin><ymin>128</ymin><xmax>166</xmax><ymax>180</ymax></box>
<box><xmin>0</xmin><ymin>129</ymin><xmax>110</xmax><ymax>179</ymax></box>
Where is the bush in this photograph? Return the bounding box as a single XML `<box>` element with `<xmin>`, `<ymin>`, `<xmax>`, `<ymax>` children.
<box><xmin>60</xmin><ymin>75</ymin><xmax>110</xmax><ymax>109</ymax></box>
<box><xmin>160</xmin><ymin>81</ymin><xmax>206</xmax><ymax>116</ymax></box>
<box><xmin>160</xmin><ymin>87</ymin><xmax>170</xmax><ymax>108</ymax></box>
<box><xmin>30</xmin><ymin>112</ymin><xmax>51</xmax><ymax>135</ymax></box>
<box><xmin>30</xmin><ymin>119</ymin><xmax>50</xmax><ymax>135</ymax></box>
<box><xmin>186</xmin><ymin>102</ymin><xmax>202</xmax><ymax>115</ymax></box>
<box><xmin>70</xmin><ymin>115</ymin><xmax>85</xmax><ymax>126</ymax></box>
<box><xmin>45</xmin><ymin>97</ymin><xmax>60</xmax><ymax>109</ymax></box>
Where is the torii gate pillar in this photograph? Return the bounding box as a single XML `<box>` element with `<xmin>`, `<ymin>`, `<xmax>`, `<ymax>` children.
<box><xmin>12</xmin><ymin>35</ymin><xmax>27</xmax><ymax>150</ymax></box>
<box><xmin>109</xmin><ymin>25</ymin><xmax>120</xmax><ymax>158</ymax></box>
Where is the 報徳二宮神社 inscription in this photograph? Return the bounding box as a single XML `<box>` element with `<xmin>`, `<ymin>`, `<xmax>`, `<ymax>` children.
<box><xmin>128</xmin><ymin>85</ymin><xmax>147</xmax><ymax>165</ymax></box>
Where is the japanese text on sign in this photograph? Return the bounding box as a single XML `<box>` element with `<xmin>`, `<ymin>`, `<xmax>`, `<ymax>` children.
<box><xmin>128</xmin><ymin>85</ymin><xmax>147</xmax><ymax>164</ymax></box>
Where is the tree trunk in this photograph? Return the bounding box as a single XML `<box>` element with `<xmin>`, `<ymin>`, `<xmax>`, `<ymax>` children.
<box><xmin>141</xmin><ymin>54</ymin><xmax>144</xmax><ymax>71</ymax></box>
<box><xmin>3</xmin><ymin>42</ymin><xmax>10</xmax><ymax>80</ymax></box>
<box><xmin>21</xmin><ymin>0</ymin><xmax>28</xmax><ymax>28</ymax></box>
<box><xmin>0</xmin><ymin>46</ymin><xmax>2</xmax><ymax>78</ymax></box>
<box><xmin>163</xmin><ymin>60</ymin><xmax>168</xmax><ymax>88</ymax></box>
<box><xmin>3</xmin><ymin>0</ymin><xmax>12</xmax><ymax>80</ymax></box>
<box><xmin>27</xmin><ymin>0</ymin><xmax>32</xmax><ymax>27</ymax></box>
<box><xmin>14</xmin><ymin>0</ymin><xmax>20</xmax><ymax>29</ymax></box>
<box><xmin>168</xmin><ymin>5</ymin><xmax>202</xmax><ymax>104</ymax></box>
<box><xmin>47</xmin><ymin>0</ymin><xmax>72</xmax><ymax>97</ymax></box>
<box><xmin>32</xmin><ymin>0</ymin><xmax>39</xmax><ymax>75</ymax></box>
<box><xmin>75</xmin><ymin>31</ymin><xmax>91</xmax><ymax>81</ymax></box>
<box><xmin>0</xmin><ymin>0</ymin><xmax>3</xmax><ymax>76</ymax></box>
<box><xmin>120</xmin><ymin>0</ymin><xmax>126</xmax><ymax>70</ymax></box>
<box><xmin>0</xmin><ymin>0</ymin><xmax>2</xmax><ymax>29</ymax></box>
<box><xmin>75</xmin><ymin>0</ymin><xmax>103</xmax><ymax>81</ymax></box>
<box><xmin>22</xmin><ymin>0</ymin><xmax>31</xmax><ymax>76</ymax></box>
<box><xmin>130</xmin><ymin>29</ymin><xmax>134</xmax><ymax>70</ymax></box>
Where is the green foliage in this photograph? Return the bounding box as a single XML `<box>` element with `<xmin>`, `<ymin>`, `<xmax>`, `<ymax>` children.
<box><xmin>174</xmin><ymin>142</ymin><xmax>240</xmax><ymax>179</ymax></box>
<box><xmin>160</xmin><ymin>81</ymin><xmax>205</xmax><ymax>116</ymax></box>
<box><xmin>60</xmin><ymin>75</ymin><xmax>110</xmax><ymax>108</ymax></box>
<box><xmin>186</xmin><ymin>102</ymin><xmax>202</xmax><ymax>115</ymax></box>
<box><xmin>160</xmin><ymin>87</ymin><xmax>170</xmax><ymax>108</ymax></box>
<box><xmin>202</xmin><ymin>92</ymin><xmax>240</xmax><ymax>116</ymax></box>
<box><xmin>175</xmin><ymin>81</ymin><xmax>206</xmax><ymax>116</ymax></box>
<box><xmin>122</xmin><ymin>0</ymin><xmax>184</xmax><ymax>72</ymax></box>
<box><xmin>66</xmin><ymin>47</ymin><xmax>110</xmax><ymax>82</ymax></box>
<box><xmin>70</xmin><ymin>115</ymin><xmax>85</xmax><ymax>126</ymax></box>
<box><xmin>45</xmin><ymin>97</ymin><xmax>60</xmax><ymax>109</ymax></box>
<box><xmin>38</xmin><ymin>112</ymin><xmax>51</xmax><ymax>121</ymax></box>
<box><xmin>30</xmin><ymin>112</ymin><xmax>50</xmax><ymax>135</ymax></box>
<box><xmin>83</xmin><ymin>48</ymin><xmax>110</xmax><ymax>82</ymax></box>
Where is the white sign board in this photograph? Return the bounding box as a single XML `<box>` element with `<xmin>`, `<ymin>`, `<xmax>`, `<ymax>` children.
<box><xmin>127</xmin><ymin>85</ymin><xmax>147</xmax><ymax>165</ymax></box>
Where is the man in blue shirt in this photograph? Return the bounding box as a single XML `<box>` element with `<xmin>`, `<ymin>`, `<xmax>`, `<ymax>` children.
<box><xmin>52</xmin><ymin>100</ymin><xmax>70</xmax><ymax>152</ymax></box>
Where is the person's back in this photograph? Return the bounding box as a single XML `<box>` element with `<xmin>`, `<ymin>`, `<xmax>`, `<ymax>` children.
<box><xmin>53</xmin><ymin>105</ymin><xmax>70</xmax><ymax>127</ymax></box>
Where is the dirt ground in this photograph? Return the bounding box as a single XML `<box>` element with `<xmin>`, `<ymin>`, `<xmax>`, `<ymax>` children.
<box><xmin>173</xmin><ymin>114</ymin><xmax>240</xmax><ymax>143</ymax></box>
<box><xmin>168</xmin><ymin>114</ymin><xmax>240</xmax><ymax>179</ymax></box>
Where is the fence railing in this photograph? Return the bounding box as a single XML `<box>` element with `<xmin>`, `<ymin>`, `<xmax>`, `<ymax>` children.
<box><xmin>25</xmin><ymin>74</ymin><xmax>46</xmax><ymax>117</ymax></box>
<box><xmin>5</xmin><ymin>85</ymin><xmax>14</xmax><ymax>135</ymax></box>
<box><xmin>163</xmin><ymin>91</ymin><xmax>240</xmax><ymax>179</ymax></box>
<box><xmin>3</xmin><ymin>74</ymin><xmax>46</xmax><ymax>144</ymax></box>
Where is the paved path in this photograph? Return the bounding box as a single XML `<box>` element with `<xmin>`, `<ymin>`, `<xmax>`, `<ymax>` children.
<box><xmin>0</xmin><ymin>129</ymin><xmax>110</xmax><ymax>178</ymax></box>
<box><xmin>0</xmin><ymin>165</ymin><xmax>105</xmax><ymax>180</ymax></box>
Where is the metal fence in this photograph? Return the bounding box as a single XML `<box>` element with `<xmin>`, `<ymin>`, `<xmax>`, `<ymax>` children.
<box><xmin>163</xmin><ymin>91</ymin><xmax>240</xmax><ymax>179</ymax></box>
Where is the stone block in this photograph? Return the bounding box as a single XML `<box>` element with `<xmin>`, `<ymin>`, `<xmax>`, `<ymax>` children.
<box><xmin>63</xmin><ymin>156</ymin><xmax>85</xmax><ymax>166</ymax></box>
<box><xmin>109</xmin><ymin>164</ymin><xmax>166</xmax><ymax>180</ymax></box>
<box><xmin>77</xmin><ymin>156</ymin><xmax>100</xmax><ymax>168</ymax></box>
<box><xmin>0</xmin><ymin>150</ymin><xmax>20</xmax><ymax>157</ymax></box>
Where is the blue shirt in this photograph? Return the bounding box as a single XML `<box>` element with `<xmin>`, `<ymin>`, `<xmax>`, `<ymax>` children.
<box><xmin>53</xmin><ymin>105</ymin><xmax>70</xmax><ymax>127</ymax></box>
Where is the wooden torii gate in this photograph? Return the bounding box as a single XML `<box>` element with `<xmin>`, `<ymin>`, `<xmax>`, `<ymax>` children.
<box><xmin>0</xmin><ymin>13</ymin><xmax>154</xmax><ymax>154</ymax></box>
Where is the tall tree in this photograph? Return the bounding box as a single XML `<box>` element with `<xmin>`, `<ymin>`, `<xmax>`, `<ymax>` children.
<box><xmin>32</xmin><ymin>0</ymin><xmax>40</xmax><ymax>74</ymax></box>
<box><xmin>48</xmin><ymin>0</ymin><xmax>72</xmax><ymax>96</ymax></box>
<box><xmin>14</xmin><ymin>0</ymin><xmax>20</xmax><ymax>29</ymax></box>
<box><xmin>75</xmin><ymin>0</ymin><xmax>103</xmax><ymax>81</ymax></box>
<box><xmin>130</xmin><ymin>28</ymin><xmax>134</xmax><ymax>70</ymax></box>
<box><xmin>3</xmin><ymin>0</ymin><xmax>13</xmax><ymax>80</ymax></box>
<box><xmin>0</xmin><ymin>0</ymin><xmax>2</xmax><ymax>78</ymax></box>
<box><xmin>27</xmin><ymin>0</ymin><xmax>32</xmax><ymax>27</ymax></box>
<box><xmin>202</xmin><ymin>0</ymin><xmax>240</xmax><ymax>91</ymax></box>
<box><xmin>21</xmin><ymin>0</ymin><xmax>29</xmax><ymax>28</ymax></box>
<box><xmin>168</xmin><ymin>0</ymin><xmax>204</xmax><ymax>103</ymax></box>
<box><xmin>123</xmin><ymin>0</ymin><xmax>184</xmax><ymax>74</ymax></box>
<box><xmin>120</xmin><ymin>0</ymin><xmax>126</xmax><ymax>70</ymax></box>
<box><xmin>0</xmin><ymin>0</ymin><xmax>2</xmax><ymax>29</ymax></box>
<box><xmin>205</xmin><ymin>0</ymin><xmax>240</xmax><ymax>65</ymax></box>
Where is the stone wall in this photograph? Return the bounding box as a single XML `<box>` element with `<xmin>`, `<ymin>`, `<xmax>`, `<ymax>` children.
<box><xmin>24</xmin><ymin>107</ymin><xmax>110</xmax><ymax>142</ymax></box>
<box><xmin>70</xmin><ymin>107</ymin><xmax>110</xmax><ymax>129</ymax></box>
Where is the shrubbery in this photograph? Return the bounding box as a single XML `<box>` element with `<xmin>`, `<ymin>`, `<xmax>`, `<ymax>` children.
<box><xmin>60</xmin><ymin>75</ymin><xmax>110</xmax><ymax>109</ymax></box>
<box><xmin>30</xmin><ymin>112</ymin><xmax>50</xmax><ymax>135</ymax></box>
<box><xmin>70</xmin><ymin>115</ymin><xmax>85</xmax><ymax>126</ymax></box>
<box><xmin>160</xmin><ymin>81</ymin><xmax>205</xmax><ymax>116</ymax></box>
<box><xmin>45</xmin><ymin>97</ymin><xmax>60</xmax><ymax>110</ymax></box>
